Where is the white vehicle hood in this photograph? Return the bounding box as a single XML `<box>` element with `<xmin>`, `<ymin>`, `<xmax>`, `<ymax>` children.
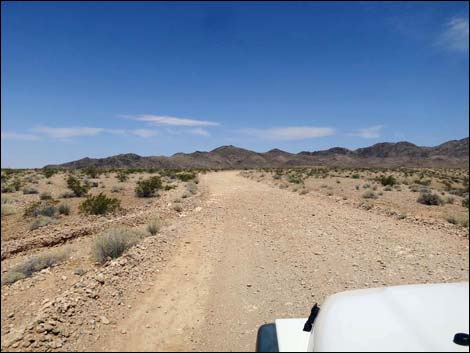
<box><xmin>310</xmin><ymin>282</ymin><xmax>469</xmax><ymax>352</ymax></box>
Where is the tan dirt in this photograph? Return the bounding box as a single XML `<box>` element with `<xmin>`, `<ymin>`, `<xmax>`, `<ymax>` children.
<box><xmin>85</xmin><ymin>171</ymin><xmax>468</xmax><ymax>352</ymax></box>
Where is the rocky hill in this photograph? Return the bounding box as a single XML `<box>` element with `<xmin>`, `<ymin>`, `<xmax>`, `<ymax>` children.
<box><xmin>45</xmin><ymin>137</ymin><xmax>469</xmax><ymax>169</ymax></box>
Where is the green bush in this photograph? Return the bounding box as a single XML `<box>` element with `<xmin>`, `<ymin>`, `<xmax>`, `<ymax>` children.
<box><xmin>417</xmin><ymin>193</ymin><xmax>443</xmax><ymax>206</ymax></box>
<box><xmin>462</xmin><ymin>197</ymin><xmax>469</xmax><ymax>208</ymax></box>
<box><xmin>42</xmin><ymin>168</ymin><xmax>57</xmax><ymax>178</ymax></box>
<box><xmin>116</xmin><ymin>171</ymin><xmax>128</xmax><ymax>182</ymax></box>
<box><xmin>83</xmin><ymin>166</ymin><xmax>99</xmax><ymax>178</ymax></box>
<box><xmin>378</xmin><ymin>175</ymin><xmax>397</xmax><ymax>186</ymax></box>
<box><xmin>39</xmin><ymin>192</ymin><xmax>53</xmax><ymax>200</ymax></box>
<box><xmin>92</xmin><ymin>228</ymin><xmax>143</xmax><ymax>263</ymax></box>
<box><xmin>79</xmin><ymin>193</ymin><xmax>121</xmax><ymax>215</ymax></box>
<box><xmin>58</xmin><ymin>203</ymin><xmax>71</xmax><ymax>215</ymax></box>
<box><xmin>24</xmin><ymin>201</ymin><xmax>58</xmax><ymax>218</ymax></box>
<box><xmin>12</xmin><ymin>179</ymin><xmax>22</xmax><ymax>191</ymax></box>
<box><xmin>23</xmin><ymin>187</ymin><xmax>39</xmax><ymax>194</ymax></box>
<box><xmin>135</xmin><ymin>176</ymin><xmax>162</xmax><ymax>197</ymax></box>
<box><xmin>66</xmin><ymin>175</ymin><xmax>89</xmax><ymax>197</ymax></box>
<box><xmin>176</xmin><ymin>172</ymin><xmax>196</xmax><ymax>182</ymax></box>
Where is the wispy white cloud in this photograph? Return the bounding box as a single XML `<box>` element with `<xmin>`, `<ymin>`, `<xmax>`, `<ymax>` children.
<box><xmin>241</xmin><ymin>126</ymin><xmax>335</xmax><ymax>141</ymax></box>
<box><xmin>188</xmin><ymin>128</ymin><xmax>210</xmax><ymax>137</ymax></box>
<box><xmin>350</xmin><ymin>125</ymin><xmax>383</xmax><ymax>139</ymax></box>
<box><xmin>32</xmin><ymin>126</ymin><xmax>105</xmax><ymax>139</ymax></box>
<box><xmin>130</xmin><ymin>129</ymin><xmax>157</xmax><ymax>138</ymax></box>
<box><xmin>134</xmin><ymin>114</ymin><xmax>220</xmax><ymax>127</ymax></box>
<box><xmin>436</xmin><ymin>17</ymin><xmax>469</xmax><ymax>52</ymax></box>
<box><xmin>1</xmin><ymin>132</ymin><xmax>42</xmax><ymax>141</ymax></box>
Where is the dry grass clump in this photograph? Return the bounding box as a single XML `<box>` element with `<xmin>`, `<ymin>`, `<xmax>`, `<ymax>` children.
<box><xmin>446</xmin><ymin>214</ymin><xmax>469</xmax><ymax>227</ymax></box>
<box><xmin>1</xmin><ymin>248</ymin><xmax>70</xmax><ymax>285</ymax></box>
<box><xmin>29</xmin><ymin>216</ymin><xmax>59</xmax><ymax>230</ymax></box>
<box><xmin>147</xmin><ymin>218</ymin><xmax>161</xmax><ymax>235</ymax></box>
<box><xmin>58</xmin><ymin>203</ymin><xmax>71</xmax><ymax>215</ymax></box>
<box><xmin>91</xmin><ymin>227</ymin><xmax>144</xmax><ymax>263</ymax></box>
<box><xmin>362</xmin><ymin>190</ymin><xmax>377</xmax><ymax>199</ymax></box>
<box><xmin>417</xmin><ymin>192</ymin><xmax>443</xmax><ymax>206</ymax></box>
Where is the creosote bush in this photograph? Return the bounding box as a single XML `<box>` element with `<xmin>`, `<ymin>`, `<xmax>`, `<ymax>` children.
<box><xmin>66</xmin><ymin>175</ymin><xmax>89</xmax><ymax>197</ymax></box>
<box><xmin>176</xmin><ymin>171</ymin><xmax>196</xmax><ymax>182</ymax></box>
<box><xmin>378</xmin><ymin>175</ymin><xmax>397</xmax><ymax>187</ymax></box>
<box><xmin>135</xmin><ymin>176</ymin><xmax>162</xmax><ymax>197</ymax></box>
<box><xmin>79</xmin><ymin>193</ymin><xmax>121</xmax><ymax>215</ymax></box>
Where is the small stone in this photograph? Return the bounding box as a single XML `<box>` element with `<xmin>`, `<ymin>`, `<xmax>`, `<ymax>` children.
<box><xmin>121</xmin><ymin>329</ymin><xmax>127</xmax><ymax>334</ymax></box>
<box><xmin>74</xmin><ymin>269</ymin><xmax>86</xmax><ymax>276</ymax></box>
<box><xmin>100</xmin><ymin>316</ymin><xmax>110</xmax><ymax>325</ymax></box>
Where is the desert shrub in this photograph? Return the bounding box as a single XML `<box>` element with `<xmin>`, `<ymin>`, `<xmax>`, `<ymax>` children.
<box><xmin>362</xmin><ymin>190</ymin><xmax>377</xmax><ymax>199</ymax></box>
<box><xmin>23</xmin><ymin>187</ymin><xmax>39</xmax><ymax>194</ymax></box>
<box><xmin>83</xmin><ymin>166</ymin><xmax>99</xmax><ymax>178</ymax></box>
<box><xmin>1</xmin><ymin>195</ymin><xmax>12</xmax><ymax>204</ymax></box>
<box><xmin>30</xmin><ymin>216</ymin><xmax>59</xmax><ymax>230</ymax></box>
<box><xmin>1</xmin><ymin>184</ymin><xmax>15</xmax><ymax>193</ymax></box>
<box><xmin>1</xmin><ymin>249</ymin><xmax>69</xmax><ymax>285</ymax></box>
<box><xmin>24</xmin><ymin>201</ymin><xmax>57</xmax><ymax>218</ymax></box>
<box><xmin>462</xmin><ymin>197</ymin><xmax>469</xmax><ymax>208</ymax></box>
<box><xmin>111</xmin><ymin>185</ymin><xmax>124</xmax><ymax>193</ymax></box>
<box><xmin>287</xmin><ymin>174</ymin><xmax>302</xmax><ymax>184</ymax></box>
<box><xmin>60</xmin><ymin>190</ymin><xmax>76</xmax><ymax>199</ymax></box>
<box><xmin>42</xmin><ymin>168</ymin><xmax>57</xmax><ymax>178</ymax></box>
<box><xmin>12</xmin><ymin>179</ymin><xmax>22</xmax><ymax>191</ymax></box>
<box><xmin>1</xmin><ymin>204</ymin><xmax>16</xmax><ymax>217</ymax></box>
<box><xmin>378</xmin><ymin>175</ymin><xmax>397</xmax><ymax>186</ymax></box>
<box><xmin>164</xmin><ymin>184</ymin><xmax>176</xmax><ymax>191</ymax></box>
<box><xmin>186</xmin><ymin>182</ymin><xmax>197</xmax><ymax>195</ymax></box>
<box><xmin>79</xmin><ymin>193</ymin><xmax>121</xmax><ymax>215</ymax></box>
<box><xmin>147</xmin><ymin>218</ymin><xmax>161</xmax><ymax>235</ymax></box>
<box><xmin>352</xmin><ymin>174</ymin><xmax>360</xmax><ymax>179</ymax></box>
<box><xmin>446</xmin><ymin>215</ymin><xmax>469</xmax><ymax>227</ymax></box>
<box><xmin>417</xmin><ymin>192</ymin><xmax>443</xmax><ymax>206</ymax></box>
<box><xmin>445</xmin><ymin>196</ymin><xmax>455</xmax><ymax>204</ymax></box>
<box><xmin>66</xmin><ymin>175</ymin><xmax>89</xmax><ymax>197</ymax></box>
<box><xmin>58</xmin><ymin>203</ymin><xmax>71</xmax><ymax>215</ymax></box>
<box><xmin>176</xmin><ymin>172</ymin><xmax>196</xmax><ymax>182</ymax></box>
<box><xmin>135</xmin><ymin>176</ymin><xmax>162</xmax><ymax>197</ymax></box>
<box><xmin>39</xmin><ymin>192</ymin><xmax>53</xmax><ymax>200</ymax></box>
<box><xmin>116</xmin><ymin>171</ymin><xmax>128</xmax><ymax>182</ymax></box>
<box><xmin>91</xmin><ymin>228</ymin><xmax>143</xmax><ymax>263</ymax></box>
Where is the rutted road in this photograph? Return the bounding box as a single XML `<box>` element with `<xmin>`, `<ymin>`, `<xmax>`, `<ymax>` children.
<box><xmin>93</xmin><ymin>171</ymin><xmax>469</xmax><ymax>351</ymax></box>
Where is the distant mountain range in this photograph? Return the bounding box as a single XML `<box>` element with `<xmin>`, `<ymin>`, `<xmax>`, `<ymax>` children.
<box><xmin>45</xmin><ymin>137</ymin><xmax>469</xmax><ymax>169</ymax></box>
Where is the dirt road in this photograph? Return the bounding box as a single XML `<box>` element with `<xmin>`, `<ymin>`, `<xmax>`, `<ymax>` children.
<box><xmin>92</xmin><ymin>171</ymin><xmax>468</xmax><ymax>352</ymax></box>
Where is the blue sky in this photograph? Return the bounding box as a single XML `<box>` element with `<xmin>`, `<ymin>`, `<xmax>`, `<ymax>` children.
<box><xmin>1</xmin><ymin>1</ymin><xmax>469</xmax><ymax>168</ymax></box>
